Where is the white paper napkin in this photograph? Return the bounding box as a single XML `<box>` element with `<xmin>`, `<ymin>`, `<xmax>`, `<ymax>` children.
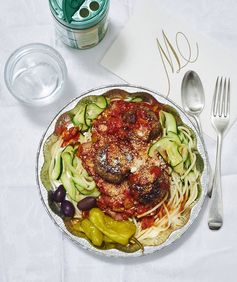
<box><xmin>101</xmin><ymin>0</ymin><xmax>237</xmax><ymax>140</ymax></box>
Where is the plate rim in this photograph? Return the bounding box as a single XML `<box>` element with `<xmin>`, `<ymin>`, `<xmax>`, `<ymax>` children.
<box><xmin>36</xmin><ymin>83</ymin><xmax>210</xmax><ymax>258</ymax></box>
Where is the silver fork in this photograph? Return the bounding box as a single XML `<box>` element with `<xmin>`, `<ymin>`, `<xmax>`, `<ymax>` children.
<box><xmin>208</xmin><ymin>77</ymin><xmax>230</xmax><ymax>230</ymax></box>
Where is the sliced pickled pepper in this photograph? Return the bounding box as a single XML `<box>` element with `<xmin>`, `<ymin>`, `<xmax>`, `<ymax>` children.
<box><xmin>89</xmin><ymin>208</ymin><xmax>136</xmax><ymax>245</ymax></box>
<box><xmin>81</xmin><ymin>219</ymin><xmax>103</xmax><ymax>247</ymax></box>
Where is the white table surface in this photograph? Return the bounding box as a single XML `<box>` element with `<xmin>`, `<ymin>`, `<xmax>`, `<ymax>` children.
<box><xmin>1</xmin><ymin>1</ymin><xmax>237</xmax><ymax>281</ymax></box>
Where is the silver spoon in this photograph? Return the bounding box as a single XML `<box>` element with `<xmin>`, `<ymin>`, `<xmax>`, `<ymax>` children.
<box><xmin>181</xmin><ymin>70</ymin><xmax>205</xmax><ymax>133</ymax></box>
<box><xmin>181</xmin><ymin>70</ymin><xmax>212</xmax><ymax>197</ymax></box>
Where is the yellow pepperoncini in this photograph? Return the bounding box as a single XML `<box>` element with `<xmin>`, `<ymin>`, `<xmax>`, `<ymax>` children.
<box><xmin>81</xmin><ymin>219</ymin><xmax>103</xmax><ymax>247</ymax></box>
<box><xmin>89</xmin><ymin>208</ymin><xmax>136</xmax><ymax>246</ymax></box>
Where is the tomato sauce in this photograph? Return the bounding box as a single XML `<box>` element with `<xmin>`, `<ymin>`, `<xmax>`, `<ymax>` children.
<box><xmin>80</xmin><ymin>99</ymin><xmax>170</xmax><ymax>226</ymax></box>
<box><xmin>61</xmin><ymin>126</ymin><xmax>80</xmax><ymax>147</ymax></box>
<box><xmin>93</xmin><ymin>100</ymin><xmax>160</xmax><ymax>141</ymax></box>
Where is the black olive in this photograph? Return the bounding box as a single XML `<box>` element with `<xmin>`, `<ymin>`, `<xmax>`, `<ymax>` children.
<box><xmin>77</xmin><ymin>197</ymin><xmax>97</xmax><ymax>211</ymax></box>
<box><xmin>52</xmin><ymin>185</ymin><xmax>66</xmax><ymax>203</ymax></box>
<box><xmin>61</xmin><ymin>200</ymin><xmax>75</xmax><ymax>218</ymax></box>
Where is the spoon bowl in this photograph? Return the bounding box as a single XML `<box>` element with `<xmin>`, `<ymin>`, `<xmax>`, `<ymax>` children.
<box><xmin>181</xmin><ymin>70</ymin><xmax>212</xmax><ymax>197</ymax></box>
<box><xmin>181</xmin><ymin>70</ymin><xmax>205</xmax><ymax>117</ymax></box>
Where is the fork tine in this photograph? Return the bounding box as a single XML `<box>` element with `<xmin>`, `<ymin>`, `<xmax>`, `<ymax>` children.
<box><xmin>220</xmin><ymin>78</ymin><xmax>227</xmax><ymax>117</ymax></box>
<box><xmin>217</xmin><ymin>77</ymin><xmax>223</xmax><ymax>117</ymax></box>
<box><xmin>212</xmin><ymin>77</ymin><xmax>219</xmax><ymax>116</ymax></box>
<box><xmin>225</xmin><ymin>78</ymin><xmax>230</xmax><ymax>117</ymax></box>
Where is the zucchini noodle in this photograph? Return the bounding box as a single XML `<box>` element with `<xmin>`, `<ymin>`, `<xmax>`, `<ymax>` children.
<box><xmin>134</xmin><ymin>124</ymin><xmax>202</xmax><ymax>246</ymax></box>
<box><xmin>181</xmin><ymin>152</ymin><xmax>196</xmax><ymax>180</ymax></box>
<box><xmin>49</xmin><ymin>138</ymin><xmax>64</xmax><ymax>188</ymax></box>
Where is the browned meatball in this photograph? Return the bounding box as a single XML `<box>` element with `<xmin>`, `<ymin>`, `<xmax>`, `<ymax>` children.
<box><xmin>130</xmin><ymin>179</ymin><xmax>167</xmax><ymax>204</ymax></box>
<box><xmin>94</xmin><ymin>142</ymin><xmax>134</xmax><ymax>184</ymax></box>
<box><xmin>129</xmin><ymin>166</ymin><xmax>169</xmax><ymax>205</ymax></box>
<box><xmin>145</xmin><ymin>109</ymin><xmax>162</xmax><ymax>141</ymax></box>
<box><xmin>122</xmin><ymin>107</ymin><xmax>162</xmax><ymax>142</ymax></box>
<box><xmin>122</xmin><ymin>110</ymin><xmax>137</xmax><ymax>124</ymax></box>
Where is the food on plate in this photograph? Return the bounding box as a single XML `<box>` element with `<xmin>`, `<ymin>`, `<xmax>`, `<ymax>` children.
<box><xmin>40</xmin><ymin>89</ymin><xmax>204</xmax><ymax>253</ymax></box>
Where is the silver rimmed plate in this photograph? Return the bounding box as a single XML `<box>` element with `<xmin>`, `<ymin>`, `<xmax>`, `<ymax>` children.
<box><xmin>36</xmin><ymin>84</ymin><xmax>209</xmax><ymax>257</ymax></box>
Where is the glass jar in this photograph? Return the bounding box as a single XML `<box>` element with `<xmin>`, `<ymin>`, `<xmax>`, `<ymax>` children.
<box><xmin>49</xmin><ymin>0</ymin><xmax>110</xmax><ymax>49</ymax></box>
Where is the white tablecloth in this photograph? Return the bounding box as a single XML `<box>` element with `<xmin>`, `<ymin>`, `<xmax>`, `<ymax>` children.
<box><xmin>1</xmin><ymin>1</ymin><xmax>237</xmax><ymax>281</ymax></box>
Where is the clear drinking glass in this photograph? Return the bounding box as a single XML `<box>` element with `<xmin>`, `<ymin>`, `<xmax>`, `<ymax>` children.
<box><xmin>4</xmin><ymin>43</ymin><xmax>67</xmax><ymax>106</ymax></box>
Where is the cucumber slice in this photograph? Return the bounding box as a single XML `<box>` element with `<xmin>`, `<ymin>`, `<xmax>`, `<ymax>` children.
<box><xmin>60</xmin><ymin>151</ymin><xmax>81</xmax><ymax>201</ymax></box>
<box><xmin>75</xmin><ymin>183</ymin><xmax>86</xmax><ymax>193</ymax></box>
<box><xmin>168</xmin><ymin>144</ymin><xmax>183</xmax><ymax>167</ymax></box>
<box><xmin>85</xmin><ymin>118</ymin><xmax>92</xmax><ymax>127</ymax></box>
<box><xmin>75</xmin><ymin>184</ymin><xmax>92</xmax><ymax>195</ymax></box>
<box><xmin>196</xmin><ymin>153</ymin><xmax>204</xmax><ymax>173</ymax></box>
<box><xmin>178</xmin><ymin>131</ymin><xmax>188</xmax><ymax>145</ymax></box>
<box><xmin>187</xmin><ymin>171</ymin><xmax>197</xmax><ymax>182</ymax></box>
<box><xmin>173</xmin><ymin>162</ymin><xmax>185</xmax><ymax>174</ymax></box>
<box><xmin>50</xmin><ymin>145</ymin><xmax>73</xmax><ymax>181</ymax></box>
<box><xmin>72</xmin><ymin>96</ymin><xmax>107</xmax><ymax>131</ymax></box>
<box><xmin>159</xmin><ymin>111</ymin><xmax>165</xmax><ymax>128</ymax></box>
<box><xmin>73</xmin><ymin>176</ymin><xmax>88</xmax><ymax>189</ymax></box>
<box><xmin>72</xmin><ymin>157</ymin><xmax>87</xmax><ymax>177</ymax></box>
<box><xmin>124</xmin><ymin>96</ymin><xmax>133</xmax><ymax>102</ymax></box>
<box><xmin>81</xmin><ymin>123</ymin><xmax>89</xmax><ymax>132</ymax></box>
<box><xmin>90</xmin><ymin>189</ymin><xmax>100</xmax><ymax>197</ymax></box>
<box><xmin>81</xmin><ymin>95</ymin><xmax>108</xmax><ymax>109</ymax></box>
<box><xmin>86</xmin><ymin>181</ymin><xmax>96</xmax><ymax>191</ymax></box>
<box><xmin>184</xmin><ymin>157</ymin><xmax>191</xmax><ymax>169</ymax></box>
<box><xmin>51</xmin><ymin>153</ymin><xmax>62</xmax><ymax>180</ymax></box>
<box><xmin>69</xmin><ymin>102</ymin><xmax>84</xmax><ymax>116</ymax></box>
<box><xmin>84</xmin><ymin>175</ymin><xmax>94</xmax><ymax>182</ymax></box>
<box><xmin>72</xmin><ymin>156</ymin><xmax>79</xmax><ymax>168</ymax></box>
<box><xmin>84</xmin><ymin>105</ymin><xmax>91</xmax><ymax>127</ymax></box>
<box><xmin>73</xmin><ymin>175</ymin><xmax>96</xmax><ymax>191</ymax></box>
<box><xmin>59</xmin><ymin>142</ymin><xmax>99</xmax><ymax>199</ymax></box>
<box><xmin>167</xmin><ymin>131</ymin><xmax>181</xmax><ymax>144</ymax></box>
<box><xmin>179</xmin><ymin>144</ymin><xmax>189</xmax><ymax>162</ymax></box>
<box><xmin>86</xmin><ymin>103</ymin><xmax>104</xmax><ymax>120</ymax></box>
<box><xmin>148</xmin><ymin>137</ymin><xmax>172</xmax><ymax>156</ymax></box>
<box><xmin>75</xmin><ymin>184</ymin><xmax>100</xmax><ymax>197</ymax></box>
<box><xmin>72</xmin><ymin>104</ymin><xmax>89</xmax><ymax>131</ymax></box>
<box><xmin>132</xmin><ymin>97</ymin><xmax>143</xmax><ymax>102</ymax></box>
<box><xmin>148</xmin><ymin>139</ymin><xmax>161</xmax><ymax>157</ymax></box>
<box><xmin>84</xmin><ymin>103</ymin><xmax>104</xmax><ymax>127</ymax></box>
<box><xmin>61</xmin><ymin>171</ymin><xmax>78</xmax><ymax>201</ymax></box>
<box><xmin>61</xmin><ymin>149</ymin><xmax>78</xmax><ymax>174</ymax></box>
<box><xmin>79</xmin><ymin>188</ymin><xmax>95</xmax><ymax>195</ymax></box>
<box><xmin>62</xmin><ymin>151</ymin><xmax>73</xmax><ymax>166</ymax></box>
<box><xmin>62</xmin><ymin>145</ymin><xmax>74</xmax><ymax>155</ymax></box>
<box><xmin>72</xmin><ymin>105</ymin><xmax>86</xmax><ymax>126</ymax></box>
<box><xmin>94</xmin><ymin>95</ymin><xmax>107</xmax><ymax>109</ymax></box>
<box><xmin>79</xmin><ymin>187</ymin><xmax>100</xmax><ymax>196</ymax></box>
<box><xmin>159</xmin><ymin>111</ymin><xmax>177</xmax><ymax>133</ymax></box>
<box><xmin>148</xmin><ymin>137</ymin><xmax>182</xmax><ymax>167</ymax></box>
<box><xmin>67</xmin><ymin>191</ymin><xmax>81</xmax><ymax>202</ymax></box>
<box><xmin>124</xmin><ymin>96</ymin><xmax>144</xmax><ymax>102</ymax></box>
